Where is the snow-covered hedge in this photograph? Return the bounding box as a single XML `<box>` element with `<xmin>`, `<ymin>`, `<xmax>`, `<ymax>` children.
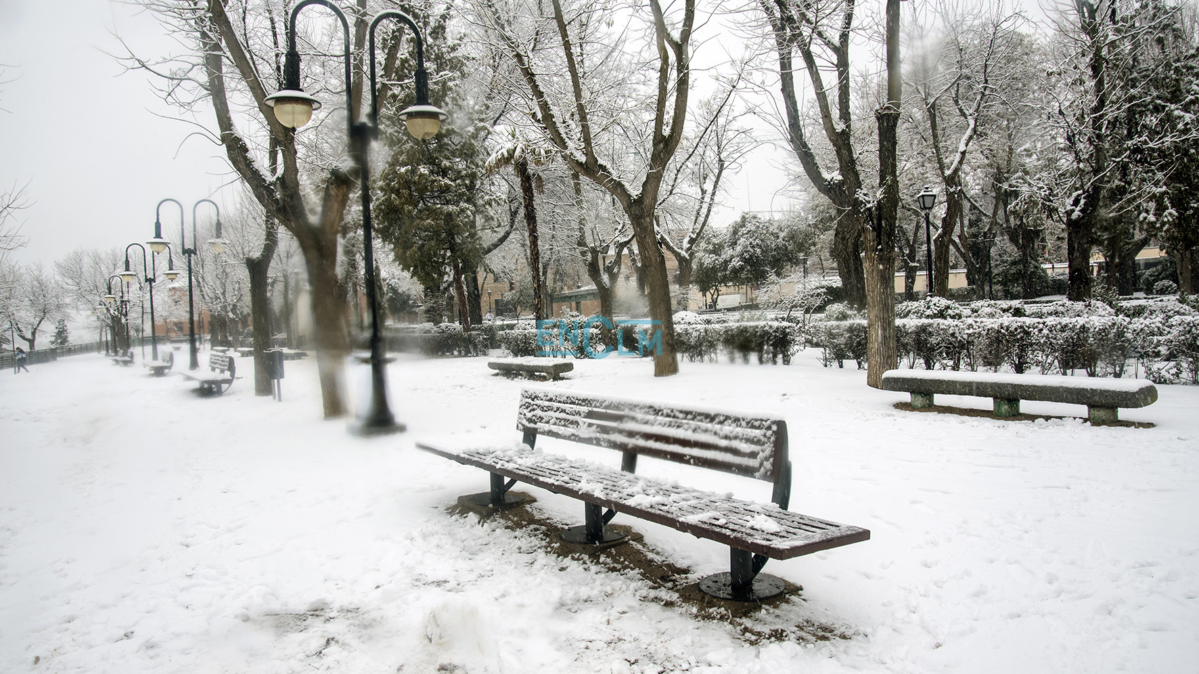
<box><xmin>809</xmin><ymin>314</ymin><xmax>1199</xmax><ymax>383</ymax></box>
<box><xmin>385</xmin><ymin>323</ymin><xmax>486</xmax><ymax>357</ymax></box>
<box><xmin>498</xmin><ymin>320</ymin><xmax>798</xmax><ymax>364</ymax></box>
<box><xmin>673</xmin><ymin>321</ymin><xmax>797</xmax><ymax>364</ymax></box>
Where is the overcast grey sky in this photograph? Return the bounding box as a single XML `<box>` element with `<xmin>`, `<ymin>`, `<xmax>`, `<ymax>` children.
<box><xmin>1</xmin><ymin>0</ymin><xmax>1051</xmax><ymax>271</ymax></box>
<box><xmin>0</xmin><ymin>0</ymin><xmax>237</xmax><ymax>269</ymax></box>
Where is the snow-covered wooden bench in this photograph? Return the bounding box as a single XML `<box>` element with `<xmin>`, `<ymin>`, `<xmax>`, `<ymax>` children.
<box><xmin>487</xmin><ymin>358</ymin><xmax>573</xmax><ymax>380</ymax></box>
<box><xmin>180</xmin><ymin>353</ymin><xmax>236</xmax><ymax>395</ymax></box>
<box><xmin>110</xmin><ymin>350</ymin><xmax>135</xmax><ymax>366</ymax></box>
<box><xmin>416</xmin><ymin>388</ymin><xmax>870</xmax><ymax>601</ymax></box>
<box><xmin>880</xmin><ymin>369</ymin><xmax>1158</xmax><ymax>424</ymax></box>
<box><xmin>145</xmin><ymin>350</ymin><xmax>174</xmax><ymax>377</ymax></box>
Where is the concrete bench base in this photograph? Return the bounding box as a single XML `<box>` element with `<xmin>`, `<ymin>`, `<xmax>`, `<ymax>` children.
<box><xmin>883</xmin><ymin>370</ymin><xmax>1157</xmax><ymax>425</ymax></box>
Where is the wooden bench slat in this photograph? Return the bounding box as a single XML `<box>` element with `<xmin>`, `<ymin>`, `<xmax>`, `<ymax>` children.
<box><xmin>418</xmin><ymin>436</ymin><xmax>868</xmax><ymax>559</ymax></box>
<box><xmin>519</xmin><ymin>390</ymin><xmax>781</xmax><ymax>480</ymax></box>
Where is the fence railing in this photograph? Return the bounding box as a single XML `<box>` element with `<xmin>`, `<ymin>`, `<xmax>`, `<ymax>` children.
<box><xmin>0</xmin><ymin>341</ymin><xmax>104</xmax><ymax>369</ymax></box>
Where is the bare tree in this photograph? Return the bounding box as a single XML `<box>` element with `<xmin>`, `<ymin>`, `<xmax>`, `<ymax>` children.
<box><xmin>656</xmin><ymin>80</ymin><xmax>756</xmax><ymax>309</ymax></box>
<box><xmin>476</xmin><ymin>0</ymin><xmax>697</xmax><ymax>376</ymax></box>
<box><xmin>907</xmin><ymin>7</ymin><xmax>1024</xmax><ymax>297</ymax></box>
<box><xmin>0</xmin><ymin>262</ymin><xmax>67</xmax><ymax>351</ymax></box>
<box><xmin>758</xmin><ymin>0</ymin><xmax>903</xmax><ymax>386</ymax></box>
<box><xmin>0</xmin><ymin>181</ymin><xmax>30</xmax><ymax>268</ymax></box>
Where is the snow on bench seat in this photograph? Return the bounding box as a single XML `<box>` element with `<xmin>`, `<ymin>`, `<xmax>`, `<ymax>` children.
<box><xmin>417</xmin><ymin>436</ymin><xmax>869</xmax><ymax>559</ymax></box>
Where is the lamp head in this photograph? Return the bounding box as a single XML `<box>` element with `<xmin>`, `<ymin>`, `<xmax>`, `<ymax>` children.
<box><xmin>163</xmin><ymin>267</ymin><xmax>180</xmax><ymax>282</ymax></box>
<box><xmin>119</xmin><ymin>260</ymin><xmax>137</xmax><ymax>283</ymax></box>
<box><xmin>397</xmin><ymin>104</ymin><xmax>448</xmax><ymax>140</ymax></box>
<box><xmin>103</xmin><ymin>294</ymin><xmax>116</xmax><ymax>305</ymax></box>
<box><xmin>264</xmin><ymin>89</ymin><xmax>322</xmax><ymax>129</ymax></box>
<box><xmin>916</xmin><ymin>187</ymin><xmax>938</xmax><ymax>211</ymax></box>
<box><xmin>148</xmin><ymin>236</ymin><xmax>169</xmax><ymax>254</ymax></box>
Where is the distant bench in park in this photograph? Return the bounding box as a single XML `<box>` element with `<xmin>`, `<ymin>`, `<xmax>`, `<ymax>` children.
<box><xmin>145</xmin><ymin>350</ymin><xmax>174</xmax><ymax>377</ymax></box>
<box><xmin>880</xmin><ymin>369</ymin><xmax>1158</xmax><ymax>425</ymax></box>
<box><xmin>181</xmin><ymin>353</ymin><xmax>236</xmax><ymax>395</ymax></box>
<box><xmin>418</xmin><ymin>388</ymin><xmax>870</xmax><ymax>602</ymax></box>
<box><xmin>487</xmin><ymin>358</ymin><xmax>573</xmax><ymax>381</ymax></box>
<box><xmin>110</xmin><ymin>350</ymin><xmax>135</xmax><ymax>367</ymax></box>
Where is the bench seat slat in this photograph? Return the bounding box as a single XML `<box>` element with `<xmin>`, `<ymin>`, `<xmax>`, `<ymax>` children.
<box><xmin>417</xmin><ymin>436</ymin><xmax>869</xmax><ymax>559</ymax></box>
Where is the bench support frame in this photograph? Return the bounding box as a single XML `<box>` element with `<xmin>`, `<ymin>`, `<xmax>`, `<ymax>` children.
<box><xmin>697</xmin><ymin>548</ymin><xmax>786</xmax><ymax>601</ymax></box>
<box><xmin>1089</xmin><ymin>406</ymin><xmax>1118</xmax><ymax>425</ymax></box>
<box><xmin>911</xmin><ymin>392</ymin><xmax>934</xmax><ymax>409</ymax></box>
<box><xmin>993</xmin><ymin>398</ymin><xmax>1021</xmax><ymax>417</ymax></box>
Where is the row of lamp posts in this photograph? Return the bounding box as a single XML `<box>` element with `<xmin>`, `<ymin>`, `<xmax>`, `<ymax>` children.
<box><xmin>101</xmin><ymin>200</ymin><xmax>224</xmax><ymax>371</ymax></box>
<box><xmin>99</xmin><ymin>3</ymin><xmax>443</xmax><ymax>435</ymax></box>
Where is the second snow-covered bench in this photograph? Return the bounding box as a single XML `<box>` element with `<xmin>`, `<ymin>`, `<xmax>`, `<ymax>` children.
<box><xmin>417</xmin><ymin>388</ymin><xmax>870</xmax><ymax>601</ymax></box>
<box><xmin>488</xmin><ymin>358</ymin><xmax>573</xmax><ymax>380</ymax></box>
<box><xmin>880</xmin><ymin>369</ymin><xmax>1158</xmax><ymax>424</ymax></box>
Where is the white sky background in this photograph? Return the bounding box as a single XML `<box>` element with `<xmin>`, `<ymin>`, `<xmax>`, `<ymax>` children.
<box><xmin>0</xmin><ymin>0</ymin><xmax>238</xmax><ymax>269</ymax></box>
<box><xmin>0</xmin><ymin>0</ymin><xmax>1050</xmax><ymax>270</ymax></box>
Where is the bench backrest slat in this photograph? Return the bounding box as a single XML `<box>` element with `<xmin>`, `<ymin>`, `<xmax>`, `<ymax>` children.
<box><xmin>209</xmin><ymin>353</ymin><xmax>235</xmax><ymax>377</ymax></box>
<box><xmin>517</xmin><ymin>389</ymin><xmax>787</xmax><ymax>485</ymax></box>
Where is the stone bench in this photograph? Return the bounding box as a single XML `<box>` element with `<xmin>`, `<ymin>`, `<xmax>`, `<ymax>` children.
<box><xmin>488</xmin><ymin>358</ymin><xmax>573</xmax><ymax>381</ymax></box>
<box><xmin>880</xmin><ymin>369</ymin><xmax>1158</xmax><ymax>424</ymax></box>
<box><xmin>417</xmin><ymin>388</ymin><xmax>869</xmax><ymax>601</ymax></box>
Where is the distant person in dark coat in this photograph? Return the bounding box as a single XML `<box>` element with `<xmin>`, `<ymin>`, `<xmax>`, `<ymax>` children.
<box><xmin>15</xmin><ymin>347</ymin><xmax>30</xmax><ymax>373</ymax></box>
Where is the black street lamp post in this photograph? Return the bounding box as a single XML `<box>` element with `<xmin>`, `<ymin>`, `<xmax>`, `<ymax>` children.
<box><xmin>149</xmin><ymin>198</ymin><xmax>224</xmax><ymax>370</ymax></box>
<box><xmin>103</xmin><ymin>274</ymin><xmax>130</xmax><ymax>353</ymax></box>
<box><xmin>123</xmin><ymin>243</ymin><xmax>157</xmax><ymax>361</ymax></box>
<box><xmin>265</xmin><ymin>2</ymin><xmax>447</xmax><ymax>435</ymax></box>
<box><xmin>916</xmin><ymin>187</ymin><xmax>938</xmax><ymax>297</ymax></box>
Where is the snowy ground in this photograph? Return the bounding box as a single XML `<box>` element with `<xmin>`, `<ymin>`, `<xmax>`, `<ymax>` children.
<box><xmin>1</xmin><ymin>348</ymin><xmax>1196</xmax><ymax>673</ymax></box>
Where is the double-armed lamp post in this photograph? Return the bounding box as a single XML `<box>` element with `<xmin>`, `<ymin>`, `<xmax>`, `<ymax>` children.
<box><xmin>147</xmin><ymin>198</ymin><xmax>226</xmax><ymax>370</ymax></box>
<box><xmin>916</xmin><ymin>187</ymin><xmax>938</xmax><ymax>297</ymax></box>
<box><xmin>103</xmin><ymin>274</ymin><xmax>130</xmax><ymax>352</ymax></box>
<box><xmin>264</xmin><ymin>1</ymin><xmax>447</xmax><ymax>435</ymax></box>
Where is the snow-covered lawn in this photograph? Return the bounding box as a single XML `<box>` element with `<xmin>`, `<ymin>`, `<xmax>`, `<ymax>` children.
<box><xmin>1</xmin><ymin>349</ymin><xmax>1196</xmax><ymax>673</ymax></box>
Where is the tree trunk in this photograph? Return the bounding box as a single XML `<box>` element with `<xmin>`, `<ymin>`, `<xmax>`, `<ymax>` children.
<box><xmin>247</xmin><ymin>256</ymin><xmax>274</xmax><ymax>396</ymax></box>
<box><xmin>1067</xmin><ymin>214</ymin><xmax>1093</xmax><ymax>301</ymax></box>
<box><xmin>833</xmin><ymin>216</ymin><xmax>867</xmax><ymax>308</ymax></box>
<box><xmin>1178</xmin><ymin>248</ymin><xmax>1195</xmax><ymax>294</ymax></box>
<box><xmin>516</xmin><ymin>159</ymin><xmax>545</xmax><ymax>321</ymax></box>
<box><xmin>866</xmin><ymin>0</ymin><xmax>901</xmax><ymax>390</ymax></box>
<box><xmin>305</xmin><ymin>242</ymin><xmax>349</xmax><ymax>418</ymax></box>
<box><xmin>464</xmin><ymin>264</ymin><xmax>483</xmax><ymax>325</ymax></box>
<box><xmin>630</xmin><ymin>201</ymin><xmax>678</xmax><ymax>376</ymax></box>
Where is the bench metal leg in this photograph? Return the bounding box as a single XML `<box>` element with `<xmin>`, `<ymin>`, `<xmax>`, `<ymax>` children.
<box><xmin>993</xmin><ymin>398</ymin><xmax>1020</xmax><ymax>417</ymax></box>
<box><xmin>1089</xmin><ymin>406</ymin><xmax>1119</xmax><ymax>425</ymax></box>
<box><xmin>559</xmin><ymin>501</ymin><xmax>628</xmax><ymax>546</ymax></box>
<box><xmin>911</xmin><ymin>392</ymin><xmax>934</xmax><ymax>409</ymax></box>
<box><xmin>463</xmin><ymin>472</ymin><xmax>530</xmax><ymax>511</ymax></box>
<box><xmin>698</xmin><ymin>548</ymin><xmax>786</xmax><ymax>602</ymax></box>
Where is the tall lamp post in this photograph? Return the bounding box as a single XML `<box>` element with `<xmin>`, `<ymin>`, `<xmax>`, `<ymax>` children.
<box><xmin>148</xmin><ymin>199</ymin><xmax>225</xmax><ymax>370</ymax></box>
<box><xmin>916</xmin><ymin>187</ymin><xmax>938</xmax><ymax>297</ymax></box>
<box><xmin>265</xmin><ymin>1</ymin><xmax>447</xmax><ymax>435</ymax></box>
<box><xmin>122</xmin><ymin>243</ymin><xmax>154</xmax><ymax>361</ymax></box>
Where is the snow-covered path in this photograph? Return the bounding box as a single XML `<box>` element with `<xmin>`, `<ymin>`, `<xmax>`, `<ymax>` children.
<box><xmin>1</xmin><ymin>350</ymin><xmax>1196</xmax><ymax>673</ymax></box>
